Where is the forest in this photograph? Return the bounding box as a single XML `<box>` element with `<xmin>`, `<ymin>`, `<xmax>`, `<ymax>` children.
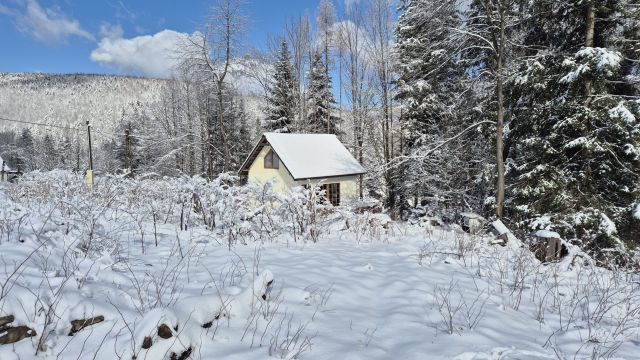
<box><xmin>1</xmin><ymin>0</ymin><xmax>639</xmax><ymax>260</ymax></box>
<box><xmin>1</xmin><ymin>1</ymin><xmax>640</xmax><ymax>359</ymax></box>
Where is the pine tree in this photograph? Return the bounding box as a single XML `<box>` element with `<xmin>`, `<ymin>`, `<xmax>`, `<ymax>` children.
<box><xmin>59</xmin><ymin>136</ymin><xmax>75</xmax><ymax>170</ymax></box>
<box><xmin>17</xmin><ymin>128</ymin><xmax>35</xmax><ymax>171</ymax></box>
<box><xmin>307</xmin><ymin>52</ymin><xmax>340</xmax><ymax>134</ymax></box>
<box><xmin>506</xmin><ymin>0</ymin><xmax>640</xmax><ymax>253</ymax></box>
<box><xmin>394</xmin><ymin>0</ymin><xmax>488</xmax><ymax>210</ymax></box>
<box><xmin>265</xmin><ymin>40</ymin><xmax>297</xmax><ymax>133</ymax></box>
<box><xmin>115</xmin><ymin>106</ymin><xmax>143</xmax><ymax>176</ymax></box>
<box><xmin>40</xmin><ymin>134</ymin><xmax>58</xmax><ymax>171</ymax></box>
<box><xmin>237</xmin><ymin>99</ymin><xmax>253</xmax><ymax>160</ymax></box>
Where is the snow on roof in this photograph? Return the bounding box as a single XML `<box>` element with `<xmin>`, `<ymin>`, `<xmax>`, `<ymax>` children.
<box><xmin>460</xmin><ymin>212</ymin><xmax>485</xmax><ymax>220</ymax></box>
<box><xmin>534</xmin><ymin>229</ymin><xmax>561</xmax><ymax>239</ymax></box>
<box><xmin>260</xmin><ymin>133</ymin><xmax>366</xmax><ymax>180</ymax></box>
<box><xmin>491</xmin><ymin>219</ymin><xmax>510</xmax><ymax>235</ymax></box>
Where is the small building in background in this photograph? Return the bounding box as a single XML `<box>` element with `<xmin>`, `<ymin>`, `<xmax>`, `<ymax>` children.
<box><xmin>531</xmin><ymin>229</ymin><xmax>568</xmax><ymax>262</ymax></box>
<box><xmin>238</xmin><ymin>133</ymin><xmax>366</xmax><ymax>206</ymax></box>
<box><xmin>0</xmin><ymin>155</ymin><xmax>21</xmax><ymax>182</ymax></box>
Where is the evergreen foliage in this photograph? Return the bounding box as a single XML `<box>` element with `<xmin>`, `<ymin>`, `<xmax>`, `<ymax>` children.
<box><xmin>506</xmin><ymin>0</ymin><xmax>640</xmax><ymax>252</ymax></box>
<box><xmin>265</xmin><ymin>40</ymin><xmax>297</xmax><ymax>133</ymax></box>
<box><xmin>307</xmin><ymin>52</ymin><xmax>341</xmax><ymax>135</ymax></box>
<box><xmin>394</xmin><ymin>0</ymin><xmax>489</xmax><ymax>210</ymax></box>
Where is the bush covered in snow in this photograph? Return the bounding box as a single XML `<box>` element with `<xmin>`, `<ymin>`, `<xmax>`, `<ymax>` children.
<box><xmin>1</xmin><ymin>171</ymin><xmax>639</xmax><ymax>359</ymax></box>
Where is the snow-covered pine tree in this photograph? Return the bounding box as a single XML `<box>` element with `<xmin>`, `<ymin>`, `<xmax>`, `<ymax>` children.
<box><xmin>265</xmin><ymin>40</ymin><xmax>297</xmax><ymax>133</ymax></box>
<box><xmin>394</xmin><ymin>0</ymin><xmax>489</xmax><ymax>211</ymax></box>
<box><xmin>506</xmin><ymin>0</ymin><xmax>640</xmax><ymax>254</ymax></box>
<box><xmin>230</xmin><ymin>97</ymin><xmax>253</xmax><ymax>169</ymax></box>
<box><xmin>17</xmin><ymin>128</ymin><xmax>35</xmax><ymax>172</ymax></box>
<box><xmin>307</xmin><ymin>52</ymin><xmax>341</xmax><ymax>134</ymax></box>
<box><xmin>115</xmin><ymin>107</ymin><xmax>143</xmax><ymax>177</ymax></box>
<box><xmin>40</xmin><ymin>134</ymin><xmax>58</xmax><ymax>171</ymax></box>
<box><xmin>59</xmin><ymin>135</ymin><xmax>76</xmax><ymax>171</ymax></box>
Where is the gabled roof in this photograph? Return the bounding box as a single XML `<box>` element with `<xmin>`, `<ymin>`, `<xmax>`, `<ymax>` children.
<box><xmin>239</xmin><ymin>133</ymin><xmax>366</xmax><ymax>180</ymax></box>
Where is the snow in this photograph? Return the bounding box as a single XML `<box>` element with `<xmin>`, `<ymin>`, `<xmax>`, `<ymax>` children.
<box><xmin>491</xmin><ymin>219</ymin><xmax>509</xmax><ymax>235</ymax></box>
<box><xmin>0</xmin><ymin>155</ymin><xmax>9</xmax><ymax>171</ymax></box>
<box><xmin>534</xmin><ymin>229</ymin><xmax>561</xmax><ymax>239</ymax></box>
<box><xmin>1</xmin><ymin>172</ymin><xmax>639</xmax><ymax>359</ymax></box>
<box><xmin>634</xmin><ymin>203</ymin><xmax>640</xmax><ymax>220</ymax></box>
<box><xmin>460</xmin><ymin>212</ymin><xmax>485</xmax><ymax>220</ymax></box>
<box><xmin>561</xmin><ymin>48</ymin><xmax>622</xmax><ymax>84</ymax></box>
<box><xmin>598</xmin><ymin>213</ymin><xmax>617</xmax><ymax>236</ymax></box>
<box><xmin>262</xmin><ymin>133</ymin><xmax>366</xmax><ymax>180</ymax></box>
<box><xmin>609</xmin><ymin>102</ymin><xmax>636</xmax><ymax>123</ymax></box>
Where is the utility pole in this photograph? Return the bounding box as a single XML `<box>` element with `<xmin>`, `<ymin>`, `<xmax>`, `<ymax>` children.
<box><xmin>125</xmin><ymin>128</ymin><xmax>132</xmax><ymax>177</ymax></box>
<box><xmin>86</xmin><ymin>120</ymin><xmax>94</xmax><ymax>186</ymax></box>
<box><xmin>125</xmin><ymin>129</ymin><xmax>129</xmax><ymax>171</ymax></box>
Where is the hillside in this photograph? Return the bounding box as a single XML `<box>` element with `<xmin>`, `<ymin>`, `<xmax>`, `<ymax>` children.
<box><xmin>0</xmin><ymin>73</ymin><xmax>167</xmax><ymax>141</ymax></box>
<box><xmin>0</xmin><ymin>72</ymin><xmax>265</xmax><ymax>145</ymax></box>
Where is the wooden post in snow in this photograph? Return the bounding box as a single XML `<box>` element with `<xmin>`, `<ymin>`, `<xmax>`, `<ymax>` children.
<box><xmin>86</xmin><ymin>120</ymin><xmax>94</xmax><ymax>186</ymax></box>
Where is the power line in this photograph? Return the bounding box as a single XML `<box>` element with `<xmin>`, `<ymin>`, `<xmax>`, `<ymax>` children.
<box><xmin>0</xmin><ymin>116</ymin><xmax>80</xmax><ymax>131</ymax></box>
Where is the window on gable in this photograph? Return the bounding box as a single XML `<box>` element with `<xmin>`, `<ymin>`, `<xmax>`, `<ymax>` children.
<box><xmin>264</xmin><ymin>149</ymin><xmax>279</xmax><ymax>169</ymax></box>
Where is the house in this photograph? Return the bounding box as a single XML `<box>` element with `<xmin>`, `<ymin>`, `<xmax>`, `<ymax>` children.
<box><xmin>0</xmin><ymin>155</ymin><xmax>21</xmax><ymax>182</ymax></box>
<box><xmin>238</xmin><ymin>133</ymin><xmax>366</xmax><ymax>206</ymax></box>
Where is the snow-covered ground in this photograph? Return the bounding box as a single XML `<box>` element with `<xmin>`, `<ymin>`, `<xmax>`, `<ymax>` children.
<box><xmin>1</xmin><ymin>172</ymin><xmax>639</xmax><ymax>359</ymax></box>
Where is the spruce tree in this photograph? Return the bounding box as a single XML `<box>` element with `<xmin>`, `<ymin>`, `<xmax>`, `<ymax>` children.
<box><xmin>265</xmin><ymin>40</ymin><xmax>297</xmax><ymax>133</ymax></box>
<box><xmin>40</xmin><ymin>134</ymin><xmax>58</xmax><ymax>171</ymax></box>
<box><xmin>17</xmin><ymin>128</ymin><xmax>35</xmax><ymax>171</ymax></box>
<box><xmin>307</xmin><ymin>52</ymin><xmax>340</xmax><ymax>134</ymax></box>
<box><xmin>506</xmin><ymin>0</ymin><xmax>640</xmax><ymax>253</ymax></box>
<box><xmin>395</xmin><ymin>0</ymin><xmax>488</xmax><ymax>210</ymax></box>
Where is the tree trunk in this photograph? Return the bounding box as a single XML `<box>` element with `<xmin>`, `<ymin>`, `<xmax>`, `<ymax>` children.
<box><xmin>495</xmin><ymin>4</ymin><xmax>507</xmax><ymax>218</ymax></box>
<box><xmin>583</xmin><ymin>1</ymin><xmax>596</xmax><ymax>189</ymax></box>
<box><xmin>217</xmin><ymin>85</ymin><xmax>230</xmax><ymax>172</ymax></box>
<box><xmin>584</xmin><ymin>1</ymin><xmax>595</xmax><ymax>106</ymax></box>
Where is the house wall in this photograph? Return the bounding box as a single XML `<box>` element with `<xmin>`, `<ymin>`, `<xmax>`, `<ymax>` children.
<box><xmin>247</xmin><ymin>145</ymin><xmax>361</xmax><ymax>202</ymax></box>
<box><xmin>298</xmin><ymin>176</ymin><xmax>360</xmax><ymax>202</ymax></box>
<box><xmin>248</xmin><ymin>145</ymin><xmax>298</xmax><ymax>192</ymax></box>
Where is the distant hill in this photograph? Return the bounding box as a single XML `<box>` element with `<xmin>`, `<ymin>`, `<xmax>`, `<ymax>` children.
<box><xmin>0</xmin><ymin>72</ymin><xmax>167</xmax><ymax>143</ymax></box>
<box><xmin>0</xmin><ymin>72</ymin><xmax>266</xmax><ymax>145</ymax></box>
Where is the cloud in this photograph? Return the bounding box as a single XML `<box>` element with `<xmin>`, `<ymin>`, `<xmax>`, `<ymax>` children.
<box><xmin>99</xmin><ymin>23</ymin><xmax>124</xmax><ymax>40</ymax></box>
<box><xmin>0</xmin><ymin>0</ymin><xmax>94</xmax><ymax>44</ymax></box>
<box><xmin>90</xmin><ymin>29</ymin><xmax>197</xmax><ymax>78</ymax></box>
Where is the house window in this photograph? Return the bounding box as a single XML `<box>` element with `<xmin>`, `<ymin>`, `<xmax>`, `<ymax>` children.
<box><xmin>321</xmin><ymin>183</ymin><xmax>340</xmax><ymax>206</ymax></box>
<box><xmin>264</xmin><ymin>149</ymin><xmax>279</xmax><ymax>169</ymax></box>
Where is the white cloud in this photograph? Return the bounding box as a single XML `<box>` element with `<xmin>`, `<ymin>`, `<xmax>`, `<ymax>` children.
<box><xmin>90</xmin><ymin>29</ymin><xmax>196</xmax><ymax>78</ymax></box>
<box><xmin>99</xmin><ymin>23</ymin><xmax>124</xmax><ymax>40</ymax></box>
<box><xmin>0</xmin><ymin>0</ymin><xmax>94</xmax><ymax>43</ymax></box>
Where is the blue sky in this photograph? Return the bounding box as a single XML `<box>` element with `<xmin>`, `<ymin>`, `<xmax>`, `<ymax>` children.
<box><xmin>0</xmin><ymin>0</ymin><xmax>345</xmax><ymax>76</ymax></box>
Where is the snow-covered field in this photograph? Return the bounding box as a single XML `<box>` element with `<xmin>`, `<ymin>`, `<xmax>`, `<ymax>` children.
<box><xmin>1</xmin><ymin>172</ymin><xmax>639</xmax><ymax>359</ymax></box>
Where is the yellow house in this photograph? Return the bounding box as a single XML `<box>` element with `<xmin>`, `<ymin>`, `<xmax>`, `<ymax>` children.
<box><xmin>238</xmin><ymin>133</ymin><xmax>366</xmax><ymax>205</ymax></box>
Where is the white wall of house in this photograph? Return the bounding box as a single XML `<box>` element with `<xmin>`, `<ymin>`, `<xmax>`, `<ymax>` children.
<box><xmin>247</xmin><ymin>145</ymin><xmax>360</xmax><ymax>202</ymax></box>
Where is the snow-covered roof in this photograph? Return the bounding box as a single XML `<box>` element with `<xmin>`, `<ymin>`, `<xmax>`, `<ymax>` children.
<box><xmin>534</xmin><ymin>229</ymin><xmax>561</xmax><ymax>239</ymax></box>
<box><xmin>491</xmin><ymin>219</ymin><xmax>510</xmax><ymax>235</ymax></box>
<box><xmin>240</xmin><ymin>133</ymin><xmax>366</xmax><ymax>180</ymax></box>
<box><xmin>460</xmin><ymin>212</ymin><xmax>485</xmax><ymax>220</ymax></box>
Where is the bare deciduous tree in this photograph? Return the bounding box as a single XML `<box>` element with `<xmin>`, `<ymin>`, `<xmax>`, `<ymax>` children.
<box><xmin>180</xmin><ymin>0</ymin><xmax>247</xmax><ymax>176</ymax></box>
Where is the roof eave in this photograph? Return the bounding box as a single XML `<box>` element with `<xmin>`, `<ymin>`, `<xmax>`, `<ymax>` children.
<box><xmin>292</xmin><ymin>171</ymin><xmax>367</xmax><ymax>182</ymax></box>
